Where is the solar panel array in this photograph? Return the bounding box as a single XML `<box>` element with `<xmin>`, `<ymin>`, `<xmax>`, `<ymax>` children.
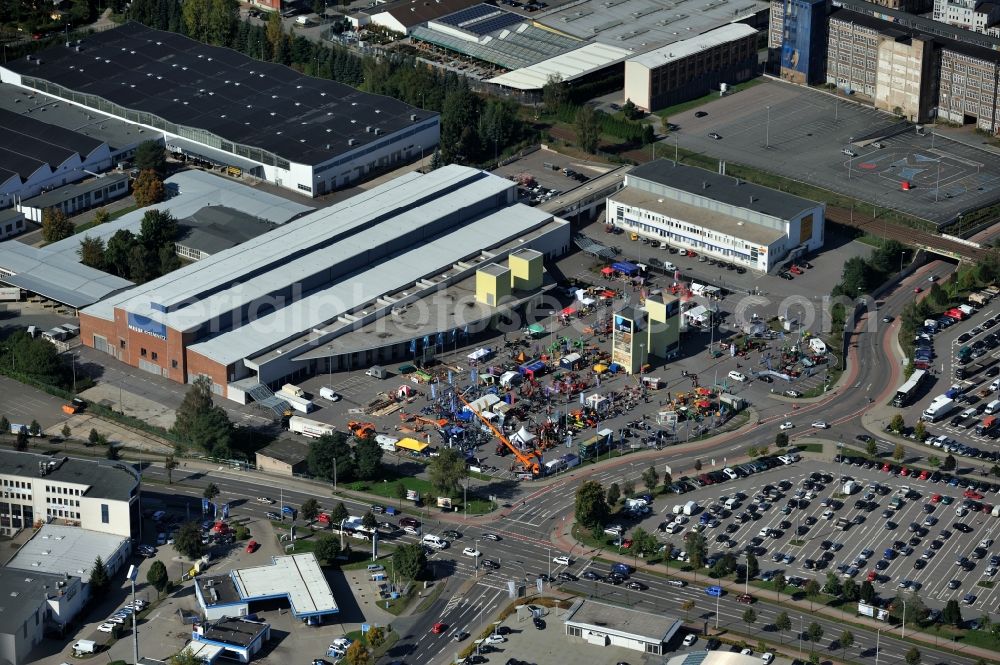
<box><xmin>437</xmin><ymin>3</ymin><xmax>522</xmax><ymax>36</ymax></box>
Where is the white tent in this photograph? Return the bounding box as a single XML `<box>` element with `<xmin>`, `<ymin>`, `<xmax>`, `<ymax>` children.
<box><xmin>586</xmin><ymin>393</ymin><xmax>610</xmax><ymax>413</ymax></box>
<box><xmin>511</xmin><ymin>426</ymin><xmax>537</xmax><ymax>446</ymax></box>
<box><xmin>467</xmin><ymin>347</ymin><xmax>492</xmax><ymax>361</ymax></box>
<box><xmin>465</xmin><ymin>393</ymin><xmax>501</xmax><ymax>413</ymax></box>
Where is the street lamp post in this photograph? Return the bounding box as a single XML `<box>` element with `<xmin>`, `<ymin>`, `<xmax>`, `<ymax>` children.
<box><xmin>475</xmin><ymin>538</ymin><xmax>481</xmax><ymax>580</ymax></box>
<box><xmin>798</xmin><ymin>615</ymin><xmax>803</xmax><ymax>655</ymax></box>
<box><xmin>126</xmin><ymin>565</ymin><xmax>140</xmax><ymax>665</ymax></box>
<box><xmin>339</xmin><ymin>518</ymin><xmax>348</xmax><ymax>549</ymax></box>
<box><xmin>900</xmin><ymin>598</ymin><xmax>907</xmax><ymax>638</ymax></box>
<box><xmin>714</xmin><ymin>575</ymin><xmax>721</xmax><ymax>628</ymax></box>
<box><xmin>874</xmin><ymin>628</ymin><xmax>882</xmax><ymax>665</ymax></box>
<box><xmin>765</xmin><ymin>106</ymin><xmax>771</xmax><ymax>149</ymax></box>
<box><xmin>547</xmin><ymin>547</ymin><xmax>551</xmax><ymax>584</ymax></box>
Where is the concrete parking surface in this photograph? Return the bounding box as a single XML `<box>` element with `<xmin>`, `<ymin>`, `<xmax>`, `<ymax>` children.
<box><xmin>667</xmin><ymin>79</ymin><xmax>1000</xmax><ymax>224</ymax></box>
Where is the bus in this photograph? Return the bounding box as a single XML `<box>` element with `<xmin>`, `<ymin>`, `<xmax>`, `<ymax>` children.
<box><xmin>892</xmin><ymin>369</ymin><xmax>928</xmax><ymax>407</ymax></box>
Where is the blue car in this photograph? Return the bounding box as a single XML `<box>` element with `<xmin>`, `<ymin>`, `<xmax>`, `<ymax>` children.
<box><xmin>706</xmin><ymin>585</ymin><xmax>723</xmax><ymax>597</ymax></box>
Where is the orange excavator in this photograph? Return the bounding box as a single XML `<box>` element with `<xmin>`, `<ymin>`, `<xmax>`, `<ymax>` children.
<box><xmin>457</xmin><ymin>393</ymin><xmax>542</xmax><ymax>477</ymax></box>
<box><xmin>347</xmin><ymin>421</ymin><xmax>376</xmax><ymax>438</ymax></box>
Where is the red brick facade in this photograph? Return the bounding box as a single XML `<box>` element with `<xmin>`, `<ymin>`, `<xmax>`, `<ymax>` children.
<box><xmin>80</xmin><ymin>308</ymin><xmax>231</xmax><ymax>395</ymax></box>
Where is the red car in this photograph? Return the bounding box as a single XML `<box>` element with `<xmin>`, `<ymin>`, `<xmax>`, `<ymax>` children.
<box><xmin>882</xmin><ymin>463</ymin><xmax>892</xmax><ymax>472</ymax></box>
<box><xmin>918</xmin><ymin>470</ymin><xmax>929</xmax><ymax>480</ymax></box>
<box><xmin>900</xmin><ymin>467</ymin><xmax>910</xmax><ymax>477</ymax></box>
<box><xmin>931</xmin><ymin>494</ymin><xmax>942</xmax><ymax>503</ymax></box>
<box><xmin>963</xmin><ymin>490</ymin><xmax>984</xmax><ymax>499</ymax></box>
<box><xmin>914</xmin><ymin>287</ymin><xmax>923</xmax><ymax>293</ymax></box>
<box><xmin>621</xmin><ymin>539</ymin><xmax>634</xmax><ymax>549</ymax></box>
<box><xmin>432</xmin><ymin>623</ymin><xmax>447</xmax><ymax>634</ymax></box>
<box><xmin>866</xmin><ymin>570</ymin><xmax>877</xmax><ymax>582</ymax></box>
<box><xmin>246</xmin><ymin>540</ymin><xmax>258</xmax><ymax>553</ymax></box>
<box><xmin>790</xmin><ymin>265</ymin><xmax>804</xmax><ymax>275</ymax></box>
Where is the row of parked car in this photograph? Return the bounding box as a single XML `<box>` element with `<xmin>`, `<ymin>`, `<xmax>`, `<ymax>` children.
<box><xmin>664</xmin><ymin>454</ymin><xmax>800</xmax><ymax>495</ymax></box>
<box><xmin>836</xmin><ymin>453</ymin><xmax>1000</xmax><ymax>496</ymax></box>
<box><xmin>96</xmin><ymin>599</ymin><xmax>147</xmax><ymax>634</ymax></box>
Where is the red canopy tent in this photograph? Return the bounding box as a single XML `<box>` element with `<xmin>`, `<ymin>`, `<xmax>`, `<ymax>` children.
<box><xmin>601</xmin><ymin>267</ymin><xmax>614</xmax><ymax>275</ymax></box>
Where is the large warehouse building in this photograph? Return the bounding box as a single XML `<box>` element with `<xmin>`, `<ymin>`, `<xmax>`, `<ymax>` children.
<box><xmin>0</xmin><ymin>22</ymin><xmax>439</xmax><ymax>197</ymax></box>
<box><xmin>607</xmin><ymin>160</ymin><xmax>824</xmax><ymax>272</ymax></box>
<box><xmin>79</xmin><ymin>165</ymin><xmax>571</xmax><ymax>404</ymax></box>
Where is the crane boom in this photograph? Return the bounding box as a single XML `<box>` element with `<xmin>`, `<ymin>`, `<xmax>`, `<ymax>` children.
<box><xmin>458</xmin><ymin>393</ymin><xmax>541</xmax><ymax>476</ymax></box>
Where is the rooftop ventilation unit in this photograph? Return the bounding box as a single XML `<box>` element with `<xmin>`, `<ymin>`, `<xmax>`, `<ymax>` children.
<box><xmin>348</xmin><ymin>138</ymin><xmax>357</xmax><ymax>145</ymax></box>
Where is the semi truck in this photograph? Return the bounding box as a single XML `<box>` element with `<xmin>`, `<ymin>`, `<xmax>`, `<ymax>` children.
<box><xmin>279</xmin><ymin>391</ymin><xmax>315</xmax><ymax>414</ymax></box>
<box><xmin>922</xmin><ymin>396</ymin><xmax>956</xmax><ymax>422</ymax></box>
<box><xmin>288</xmin><ymin>415</ymin><xmax>335</xmax><ymax>438</ymax></box>
<box><xmin>977</xmin><ymin>415</ymin><xmax>998</xmax><ymax>436</ymax></box>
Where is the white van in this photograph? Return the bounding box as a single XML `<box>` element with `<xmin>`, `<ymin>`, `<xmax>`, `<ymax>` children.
<box><xmin>991</xmin><ymin>378</ymin><xmax>1000</xmax><ymax>392</ymax></box>
<box><xmin>73</xmin><ymin>640</ymin><xmax>97</xmax><ymax>655</ymax></box>
<box><xmin>724</xmin><ymin>497</ymin><xmax>739</xmax><ymax>510</ymax></box>
<box><xmin>422</xmin><ymin>534</ymin><xmax>447</xmax><ymax>549</ymax></box>
<box><xmin>808</xmin><ymin>338</ymin><xmax>827</xmax><ymax>354</ymax></box>
<box><xmin>663</xmin><ymin>262</ymin><xmax>677</xmax><ymax>272</ymax></box>
<box><xmin>319</xmin><ymin>386</ymin><xmax>340</xmax><ymax>401</ymax></box>
<box><xmin>728</xmin><ymin>370</ymin><xmax>748</xmax><ymax>383</ymax></box>
<box><xmin>986</xmin><ymin>400</ymin><xmax>1000</xmax><ymax>415</ymax></box>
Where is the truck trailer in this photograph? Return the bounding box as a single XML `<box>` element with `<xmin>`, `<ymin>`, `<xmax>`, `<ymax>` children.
<box><xmin>288</xmin><ymin>415</ymin><xmax>335</xmax><ymax>438</ymax></box>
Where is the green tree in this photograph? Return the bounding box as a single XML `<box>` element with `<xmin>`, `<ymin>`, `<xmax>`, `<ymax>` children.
<box><xmin>138</xmin><ymin>209</ymin><xmax>178</xmax><ymax>252</ymax></box>
<box><xmin>366</xmin><ymin>626</ymin><xmax>385</xmax><ymax>648</ymax></box>
<box><xmin>41</xmin><ymin>208</ymin><xmax>74</xmax><ymax>242</ymax></box>
<box><xmin>393</xmin><ymin>481</ymin><xmax>407</xmax><ymax>507</ymax></box>
<box><xmin>135</xmin><ymin>139</ymin><xmax>168</xmax><ymax>177</ymax></box>
<box><xmin>315</xmin><ymin>534</ymin><xmax>341</xmax><ymax>564</ymax></box>
<box><xmin>203</xmin><ymin>483</ymin><xmax>220</xmax><ymax>500</ymax></box>
<box><xmin>942</xmin><ymin>599</ymin><xmax>963</xmax><ymax>627</ymax></box>
<box><xmin>742</xmin><ymin>607</ymin><xmax>757</xmax><ymax>628</ymax></box>
<box><xmin>0</xmin><ymin>416</ymin><xmax>8</xmax><ymax>437</ymax></box>
<box><xmin>893</xmin><ymin>442</ymin><xmax>905</xmax><ymax>462</ymax></box>
<box><xmin>621</xmin><ymin>98</ymin><xmax>639</xmax><ymax>119</ymax></box>
<box><xmin>439</xmin><ymin>83</ymin><xmax>482</xmax><ymax>164</ymax></box>
<box><xmin>165</xmin><ymin>455</ymin><xmax>178</xmax><ymax>484</ymax></box>
<box><xmin>361</xmin><ymin>511</ymin><xmax>378</xmax><ymax>531</ymax></box>
<box><xmin>889</xmin><ymin>413</ymin><xmax>905</xmax><ymax>432</ymax></box>
<box><xmin>15</xmin><ymin>427</ymin><xmax>28</xmax><ymax>451</ymax></box>
<box><xmin>89</xmin><ymin>555</ymin><xmax>110</xmax><ymax>593</ymax></box>
<box><xmin>928</xmin><ymin>455</ymin><xmax>941</xmax><ymax>468</ymax></box>
<box><xmin>301</xmin><ymin>498</ymin><xmax>321</xmax><ymax>521</ymax></box>
<box><xmin>685</xmin><ymin>530</ymin><xmax>707</xmax><ymax>570</ymax></box>
<box><xmin>942</xmin><ymin>453</ymin><xmax>956</xmax><ymax>471</ymax></box>
<box><xmin>843</xmin><ymin>578</ymin><xmax>859</xmax><ymax>601</ymax></box>
<box><xmin>78</xmin><ymin>235</ymin><xmax>106</xmax><ymax>269</ymax></box>
<box><xmin>541</xmin><ymin>74</ymin><xmax>568</xmax><ymax>114</ymax></box>
<box><xmin>631</xmin><ymin>527</ymin><xmax>657</xmax><ymax>557</ymax></box>
<box><xmin>147</xmin><ymin>559</ymin><xmax>169</xmax><ymax>594</ymax></box>
<box><xmin>173</xmin><ymin>376</ymin><xmax>232</xmax><ymax>457</ymax></box>
<box><xmin>773</xmin><ymin>573</ymin><xmax>787</xmax><ymax>600</ymax></box>
<box><xmin>641</xmin><ymin>465</ymin><xmax>659</xmax><ymax>494</ymax></box>
<box><xmin>805</xmin><ymin>621</ymin><xmax>824</xmax><ymax>652</ymax></box>
<box><xmin>774</xmin><ymin>611</ymin><xmax>791</xmax><ymax>643</ymax></box>
<box><xmin>393</xmin><ymin>542</ymin><xmax>427</xmax><ymax>580</ymax></box>
<box><xmin>641</xmin><ymin>123</ymin><xmax>655</xmax><ymax>145</ymax></box>
<box><xmin>353</xmin><ymin>437</ymin><xmax>384</xmax><ymax>480</ymax></box>
<box><xmin>234</xmin><ymin>525</ymin><xmax>249</xmax><ymax>540</ymax></box>
<box><xmin>308</xmin><ymin>431</ymin><xmax>356</xmax><ymax>483</ymax></box>
<box><xmin>867</xmin><ymin>439</ymin><xmax>879</xmax><ymax>456</ymax></box>
<box><xmin>28</xmin><ymin>420</ymin><xmax>40</xmax><ymax>437</ymax></box>
<box><xmin>159</xmin><ymin>243</ymin><xmax>181</xmax><ymax>276</ymax></box>
<box><xmin>575</xmin><ymin>105</ymin><xmax>600</xmax><ymax>154</ymax></box>
<box><xmin>477</xmin><ymin>97</ymin><xmax>520</xmax><ymax>162</ymax></box>
<box><xmin>427</xmin><ymin>447</ymin><xmax>466</xmax><ymax>497</ymax></box>
<box><xmin>745</xmin><ymin>552</ymin><xmax>759</xmax><ymax>580</ymax></box>
<box><xmin>904</xmin><ymin>647</ymin><xmax>920</xmax><ymax>665</ymax></box>
<box><xmin>89</xmin><ymin>428</ymin><xmax>101</xmax><ymax>445</ymax></box>
<box><xmin>694</xmin><ymin>459</ymin><xmax>703</xmax><ymax>471</ymax></box>
<box><xmin>914</xmin><ymin>420</ymin><xmax>928</xmax><ymax>442</ymax></box>
<box><xmin>105</xmin><ymin>443</ymin><xmax>120</xmax><ymax>460</ymax></box>
<box><xmin>173</xmin><ymin>521</ymin><xmax>203</xmax><ymax>559</ymax></box>
<box><xmin>93</xmin><ymin>207</ymin><xmax>111</xmax><ymax>225</ymax></box>
<box><xmin>606</xmin><ymin>482</ymin><xmax>621</xmax><ymax>506</ymax></box>
<box><xmin>839</xmin><ymin>629</ymin><xmax>854</xmax><ymax>658</ymax></box>
<box><xmin>331</xmin><ymin>501</ymin><xmax>350</xmax><ymax>524</ymax></box>
<box><xmin>133</xmin><ymin>169</ymin><xmax>166</xmax><ymax>207</ymax></box>
<box><xmin>823</xmin><ymin>571</ymin><xmax>842</xmax><ymax>597</ymax></box>
<box><xmin>622</xmin><ymin>479</ymin><xmax>635</xmax><ymax>497</ymax></box>
<box><xmin>182</xmin><ymin>0</ymin><xmax>239</xmax><ymax>45</ymax></box>
<box><xmin>61</xmin><ymin>423</ymin><xmax>71</xmax><ymax>439</ymax></box>
<box><xmin>574</xmin><ymin>480</ymin><xmax>610</xmax><ymax>530</ymax></box>
<box><xmin>104</xmin><ymin>229</ymin><xmax>138</xmax><ymax>277</ymax></box>
<box><xmin>860</xmin><ymin>580</ymin><xmax>876</xmax><ymax>604</ymax></box>
<box><xmin>775</xmin><ymin>432</ymin><xmax>788</xmax><ymax>447</ymax></box>
<box><xmin>804</xmin><ymin>579</ymin><xmax>821</xmax><ymax>609</ymax></box>
<box><xmin>681</xmin><ymin>599</ymin><xmax>695</xmax><ymax>621</ymax></box>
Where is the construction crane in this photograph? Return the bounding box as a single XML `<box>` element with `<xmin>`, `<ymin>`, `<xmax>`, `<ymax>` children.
<box><xmin>457</xmin><ymin>393</ymin><xmax>542</xmax><ymax>477</ymax></box>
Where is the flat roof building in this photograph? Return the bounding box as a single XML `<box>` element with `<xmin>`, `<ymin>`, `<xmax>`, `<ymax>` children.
<box><xmin>0</xmin><ymin>208</ymin><xmax>27</xmax><ymax>241</ymax></box>
<box><xmin>563</xmin><ymin>599</ymin><xmax>681</xmax><ymax>656</ymax></box>
<box><xmin>0</xmin><ymin>450</ymin><xmax>140</xmax><ymax>538</ymax></box>
<box><xmin>191</xmin><ymin>617</ymin><xmax>271</xmax><ymax>663</ymax></box>
<box><xmin>623</xmin><ymin>24</ymin><xmax>759</xmax><ymax>111</ymax></box>
<box><xmin>195</xmin><ymin>554</ymin><xmax>338</xmax><ymax>623</ymax></box>
<box><xmin>356</xmin><ymin>0</ymin><xmax>482</xmax><ymax>34</ymax></box>
<box><xmin>80</xmin><ymin>165</ymin><xmax>570</xmax><ymax>404</ymax></box>
<box><xmin>0</xmin><ymin>567</ymin><xmax>86</xmax><ymax>665</ymax></box>
<box><xmin>0</xmin><ymin>22</ymin><xmax>439</xmax><ymax>197</ymax></box>
<box><xmin>254</xmin><ymin>440</ymin><xmax>309</xmax><ymax>477</ymax></box>
<box><xmin>6</xmin><ymin>523</ymin><xmax>132</xmax><ymax>586</ymax></box>
<box><xmin>607</xmin><ymin>160</ymin><xmax>824</xmax><ymax>272</ymax></box>
<box><xmin>16</xmin><ymin>172</ymin><xmax>129</xmax><ymax>223</ymax></box>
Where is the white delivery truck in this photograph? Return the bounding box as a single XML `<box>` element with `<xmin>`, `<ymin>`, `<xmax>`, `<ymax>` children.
<box><xmin>279</xmin><ymin>391</ymin><xmax>315</xmax><ymax>414</ymax></box>
<box><xmin>682</xmin><ymin>500</ymin><xmax>699</xmax><ymax>515</ymax></box>
<box><xmin>922</xmin><ymin>396</ymin><xmax>956</xmax><ymax>422</ymax></box>
<box><xmin>287</xmin><ymin>415</ymin><xmax>335</xmax><ymax>438</ymax></box>
<box><xmin>366</xmin><ymin>366</ymin><xmax>387</xmax><ymax>379</ymax></box>
<box><xmin>281</xmin><ymin>384</ymin><xmax>305</xmax><ymax>398</ymax></box>
<box><xmin>842</xmin><ymin>480</ymin><xmax>858</xmax><ymax>495</ymax></box>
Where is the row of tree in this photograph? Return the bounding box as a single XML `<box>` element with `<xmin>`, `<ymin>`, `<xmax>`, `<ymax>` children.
<box><xmin>832</xmin><ymin>239</ymin><xmax>908</xmax><ymax>297</ymax></box>
<box><xmin>78</xmin><ymin>208</ymin><xmax>180</xmax><ymax>283</ymax></box>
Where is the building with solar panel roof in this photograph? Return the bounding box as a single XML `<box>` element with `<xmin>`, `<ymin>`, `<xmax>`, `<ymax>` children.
<box><xmin>0</xmin><ymin>22</ymin><xmax>439</xmax><ymax>198</ymax></box>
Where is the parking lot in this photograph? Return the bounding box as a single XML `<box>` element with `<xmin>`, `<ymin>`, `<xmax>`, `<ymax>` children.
<box><xmin>491</xmin><ymin>147</ymin><xmax>618</xmax><ymax>205</ymax></box>
<box><xmin>593</xmin><ymin>456</ymin><xmax>1000</xmax><ymax>616</ymax></box>
<box><xmin>668</xmin><ymin>80</ymin><xmax>1000</xmax><ymax>224</ymax></box>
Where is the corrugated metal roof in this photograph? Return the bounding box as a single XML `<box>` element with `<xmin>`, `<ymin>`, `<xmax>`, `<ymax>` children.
<box><xmin>0</xmin><ymin>239</ymin><xmax>133</xmax><ymax>308</ymax></box>
<box><xmin>486</xmin><ymin>42</ymin><xmax>631</xmax><ymax>90</ymax></box>
<box><xmin>188</xmin><ymin>203</ymin><xmax>551</xmax><ymax>366</ymax></box>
